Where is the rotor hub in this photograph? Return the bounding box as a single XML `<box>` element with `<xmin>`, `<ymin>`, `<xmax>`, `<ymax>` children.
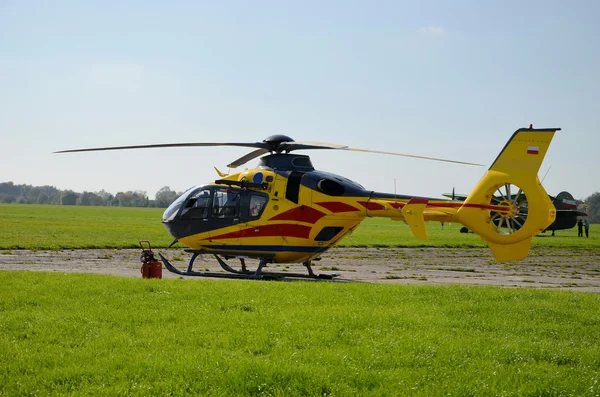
<box><xmin>497</xmin><ymin>199</ymin><xmax>515</xmax><ymax>218</ymax></box>
<box><xmin>490</xmin><ymin>183</ymin><xmax>528</xmax><ymax>235</ymax></box>
<box><xmin>263</xmin><ymin>135</ymin><xmax>295</xmax><ymax>153</ymax></box>
<box><xmin>263</xmin><ymin>134</ymin><xmax>295</xmax><ymax>144</ymax></box>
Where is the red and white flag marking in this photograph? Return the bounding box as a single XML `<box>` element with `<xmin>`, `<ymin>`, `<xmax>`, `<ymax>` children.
<box><xmin>527</xmin><ymin>146</ymin><xmax>539</xmax><ymax>155</ymax></box>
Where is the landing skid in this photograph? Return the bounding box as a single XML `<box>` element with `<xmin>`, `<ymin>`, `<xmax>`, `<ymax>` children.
<box><xmin>158</xmin><ymin>250</ymin><xmax>340</xmax><ymax>281</ymax></box>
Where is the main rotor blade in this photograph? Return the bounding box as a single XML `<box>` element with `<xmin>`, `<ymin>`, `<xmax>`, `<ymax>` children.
<box><xmin>285</xmin><ymin>141</ymin><xmax>482</xmax><ymax>166</ymax></box>
<box><xmin>54</xmin><ymin>142</ymin><xmax>268</xmax><ymax>154</ymax></box>
<box><xmin>284</xmin><ymin>141</ymin><xmax>349</xmax><ymax>151</ymax></box>
<box><xmin>342</xmin><ymin>147</ymin><xmax>484</xmax><ymax>166</ymax></box>
<box><xmin>227</xmin><ymin>148</ymin><xmax>270</xmax><ymax>169</ymax></box>
<box><xmin>55</xmin><ymin>138</ymin><xmax>483</xmax><ymax>167</ymax></box>
<box><xmin>285</xmin><ymin>140</ymin><xmax>482</xmax><ymax>166</ymax></box>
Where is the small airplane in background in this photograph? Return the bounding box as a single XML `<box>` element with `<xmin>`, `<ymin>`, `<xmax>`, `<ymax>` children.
<box><xmin>443</xmin><ymin>189</ymin><xmax>587</xmax><ymax>236</ymax></box>
<box><xmin>546</xmin><ymin>191</ymin><xmax>588</xmax><ymax>235</ymax></box>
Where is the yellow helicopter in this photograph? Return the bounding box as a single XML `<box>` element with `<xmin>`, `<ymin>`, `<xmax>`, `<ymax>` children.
<box><xmin>57</xmin><ymin>126</ymin><xmax>559</xmax><ymax>280</ymax></box>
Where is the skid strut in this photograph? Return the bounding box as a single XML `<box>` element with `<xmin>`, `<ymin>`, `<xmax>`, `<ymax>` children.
<box><xmin>158</xmin><ymin>251</ymin><xmax>339</xmax><ymax>281</ymax></box>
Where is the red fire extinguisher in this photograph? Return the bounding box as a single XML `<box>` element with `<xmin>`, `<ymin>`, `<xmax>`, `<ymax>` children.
<box><xmin>140</xmin><ymin>240</ymin><xmax>162</xmax><ymax>279</ymax></box>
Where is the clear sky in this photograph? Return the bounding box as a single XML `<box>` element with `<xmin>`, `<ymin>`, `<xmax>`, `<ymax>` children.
<box><xmin>1</xmin><ymin>0</ymin><xmax>598</xmax><ymax>200</ymax></box>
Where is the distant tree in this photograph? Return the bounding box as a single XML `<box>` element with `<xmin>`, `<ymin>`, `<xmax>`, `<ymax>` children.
<box><xmin>78</xmin><ymin>191</ymin><xmax>91</xmax><ymax>206</ymax></box>
<box><xmin>0</xmin><ymin>182</ymin><xmax>156</xmax><ymax>208</ymax></box>
<box><xmin>114</xmin><ymin>191</ymin><xmax>148</xmax><ymax>207</ymax></box>
<box><xmin>0</xmin><ymin>182</ymin><xmax>22</xmax><ymax>196</ymax></box>
<box><xmin>88</xmin><ymin>193</ymin><xmax>104</xmax><ymax>206</ymax></box>
<box><xmin>77</xmin><ymin>191</ymin><xmax>103</xmax><ymax>206</ymax></box>
<box><xmin>133</xmin><ymin>191</ymin><xmax>148</xmax><ymax>207</ymax></box>
<box><xmin>95</xmin><ymin>190</ymin><xmax>115</xmax><ymax>206</ymax></box>
<box><xmin>114</xmin><ymin>192</ymin><xmax>127</xmax><ymax>206</ymax></box>
<box><xmin>61</xmin><ymin>191</ymin><xmax>77</xmax><ymax>206</ymax></box>
<box><xmin>37</xmin><ymin>193</ymin><xmax>50</xmax><ymax>204</ymax></box>
<box><xmin>0</xmin><ymin>194</ymin><xmax>16</xmax><ymax>203</ymax></box>
<box><xmin>0</xmin><ymin>182</ymin><xmax>61</xmax><ymax>204</ymax></box>
<box><xmin>585</xmin><ymin>192</ymin><xmax>600</xmax><ymax>223</ymax></box>
<box><xmin>36</xmin><ymin>186</ymin><xmax>61</xmax><ymax>204</ymax></box>
<box><xmin>18</xmin><ymin>185</ymin><xmax>36</xmax><ymax>204</ymax></box>
<box><xmin>155</xmin><ymin>186</ymin><xmax>179</xmax><ymax>208</ymax></box>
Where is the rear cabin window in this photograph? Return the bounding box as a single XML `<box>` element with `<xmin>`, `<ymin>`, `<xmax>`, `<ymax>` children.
<box><xmin>213</xmin><ymin>189</ymin><xmax>240</xmax><ymax>218</ymax></box>
<box><xmin>249</xmin><ymin>195</ymin><xmax>267</xmax><ymax>217</ymax></box>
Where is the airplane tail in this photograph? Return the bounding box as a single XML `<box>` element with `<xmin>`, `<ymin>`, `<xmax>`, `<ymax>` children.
<box><xmin>457</xmin><ymin>127</ymin><xmax>559</xmax><ymax>261</ymax></box>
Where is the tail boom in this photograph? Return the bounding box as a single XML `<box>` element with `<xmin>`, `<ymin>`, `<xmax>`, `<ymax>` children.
<box><xmin>362</xmin><ymin>127</ymin><xmax>558</xmax><ymax>261</ymax></box>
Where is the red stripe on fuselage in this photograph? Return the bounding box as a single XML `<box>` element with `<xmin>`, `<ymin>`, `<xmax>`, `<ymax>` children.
<box><xmin>269</xmin><ymin>206</ymin><xmax>326</xmax><ymax>224</ymax></box>
<box><xmin>385</xmin><ymin>201</ymin><xmax>511</xmax><ymax>212</ymax></box>
<box><xmin>408</xmin><ymin>197</ymin><xmax>428</xmax><ymax>205</ymax></box>
<box><xmin>358</xmin><ymin>201</ymin><xmax>386</xmax><ymax>211</ymax></box>
<box><xmin>426</xmin><ymin>202</ymin><xmax>510</xmax><ymax>211</ymax></box>
<box><xmin>320</xmin><ymin>200</ymin><xmax>509</xmax><ymax>213</ymax></box>
<box><xmin>207</xmin><ymin>224</ymin><xmax>312</xmax><ymax>240</ymax></box>
<box><xmin>315</xmin><ymin>202</ymin><xmax>360</xmax><ymax>213</ymax></box>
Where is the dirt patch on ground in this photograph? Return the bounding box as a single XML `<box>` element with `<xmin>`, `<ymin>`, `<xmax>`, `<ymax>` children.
<box><xmin>1</xmin><ymin>247</ymin><xmax>599</xmax><ymax>291</ymax></box>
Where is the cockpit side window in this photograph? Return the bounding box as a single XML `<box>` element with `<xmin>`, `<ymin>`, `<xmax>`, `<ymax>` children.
<box><xmin>249</xmin><ymin>195</ymin><xmax>267</xmax><ymax>217</ymax></box>
<box><xmin>213</xmin><ymin>189</ymin><xmax>240</xmax><ymax>218</ymax></box>
<box><xmin>181</xmin><ymin>189</ymin><xmax>212</xmax><ymax>219</ymax></box>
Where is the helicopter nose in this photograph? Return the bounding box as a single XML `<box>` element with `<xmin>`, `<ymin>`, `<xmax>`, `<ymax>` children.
<box><xmin>162</xmin><ymin>215</ymin><xmax>188</xmax><ymax>241</ymax></box>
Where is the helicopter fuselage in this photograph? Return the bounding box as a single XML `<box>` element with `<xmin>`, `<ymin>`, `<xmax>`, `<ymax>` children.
<box><xmin>56</xmin><ymin>127</ymin><xmax>560</xmax><ymax>267</ymax></box>
<box><xmin>162</xmin><ymin>153</ymin><xmax>468</xmax><ymax>263</ymax></box>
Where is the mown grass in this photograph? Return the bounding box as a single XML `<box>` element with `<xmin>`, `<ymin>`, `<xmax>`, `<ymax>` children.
<box><xmin>1</xmin><ymin>271</ymin><xmax>599</xmax><ymax>396</ymax></box>
<box><xmin>0</xmin><ymin>204</ymin><xmax>170</xmax><ymax>249</ymax></box>
<box><xmin>1</xmin><ymin>203</ymin><xmax>598</xmax><ymax>250</ymax></box>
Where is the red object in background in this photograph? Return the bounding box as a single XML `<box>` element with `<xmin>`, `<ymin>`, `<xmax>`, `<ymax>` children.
<box><xmin>141</xmin><ymin>260</ymin><xmax>162</xmax><ymax>279</ymax></box>
<box><xmin>140</xmin><ymin>240</ymin><xmax>162</xmax><ymax>279</ymax></box>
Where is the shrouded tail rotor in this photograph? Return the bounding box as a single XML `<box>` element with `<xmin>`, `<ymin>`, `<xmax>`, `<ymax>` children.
<box><xmin>489</xmin><ymin>183</ymin><xmax>528</xmax><ymax>235</ymax></box>
<box><xmin>457</xmin><ymin>127</ymin><xmax>559</xmax><ymax>261</ymax></box>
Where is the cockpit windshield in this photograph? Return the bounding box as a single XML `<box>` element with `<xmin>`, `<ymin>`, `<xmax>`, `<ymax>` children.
<box><xmin>181</xmin><ymin>189</ymin><xmax>212</xmax><ymax>220</ymax></box>
<box><xmin>162</xmin><ymin>186</ymin><xmax>200</xmax><ymax>222</ymax></box>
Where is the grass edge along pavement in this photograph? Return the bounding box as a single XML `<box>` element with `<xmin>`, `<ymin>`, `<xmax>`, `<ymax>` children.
<box><xmin>1</xmin><ymin>271</ymin><xmax>600</xmax><ymax>396</ymax></box>
<box><xmin>1</xmin><ymin>203</ymin><xmax>599</xmax><ymax>250</ymax></box>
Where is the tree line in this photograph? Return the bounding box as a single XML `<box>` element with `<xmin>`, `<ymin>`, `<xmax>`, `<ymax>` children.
<box><xmin>0</xmin><ymin>182</ymin><xmax>182</xmax><ymax>208</ymax></box>
<box><xmin>1</xmin><ymin>181</ymin><xmax>599</xmax><ymax>222</ymax></box>
<box><xmin>580</xmin><ymin>193</ymin><xmax>600</xmax><ymax>224</ymax></box>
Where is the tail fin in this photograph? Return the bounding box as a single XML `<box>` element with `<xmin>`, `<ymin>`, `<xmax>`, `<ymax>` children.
<box><xmin>457</xmin><ymin>127</ymin><xmax>559</xmax><ymax>261</ymax></box>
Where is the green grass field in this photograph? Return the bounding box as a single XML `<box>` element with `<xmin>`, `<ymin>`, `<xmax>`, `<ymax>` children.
<box><xmin>0</xmin><ymin>204</ymin><xmax>169</xmax><ymax>250</ymax></box>
<box><xmin>1</xmin><ymin>272</ymin><xmax>599</xmax><ymax>396</ymax></box>
<box><xmin>1</xmin><ymin>204</ymin><xmax>599</xmax><ymax>395</ymax></box>
<box><xmin>1</xmin><ymin>203</ymin><xmax>598</xmax><ymax>250</ymax></box>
